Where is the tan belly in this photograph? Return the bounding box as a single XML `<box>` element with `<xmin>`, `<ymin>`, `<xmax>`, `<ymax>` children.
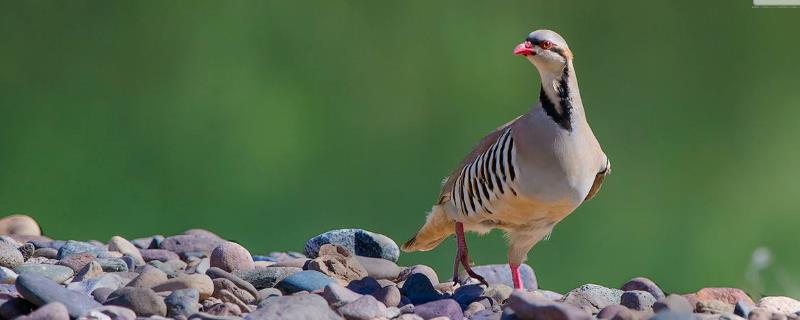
<box><xmin>456</xmin><ymin>194</ymin><xmax>578</xmax><ymax>234</ymax></box>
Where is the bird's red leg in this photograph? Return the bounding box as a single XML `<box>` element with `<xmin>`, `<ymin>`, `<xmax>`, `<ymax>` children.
<box><xmin>510</xmin><ymin>263</ymin><xmax>524</xmax><ymax>290</ymax></box>
<box><xmin>452</xmin><ymin>222</ymin><xmax>488</xmax><ymax>286</ymax></box>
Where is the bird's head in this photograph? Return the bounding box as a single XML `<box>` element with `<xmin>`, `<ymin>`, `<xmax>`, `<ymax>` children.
<box><xmin>514</xmin><ymin>30</ymin><xmax>573</xmax><ymax>74</ymax></box>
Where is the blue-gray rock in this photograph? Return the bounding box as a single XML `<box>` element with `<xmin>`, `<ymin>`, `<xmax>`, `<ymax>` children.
<box><xmin>322</xmin><ymin>283</ymin><xmax>363</xmax><ymax>307</ymax></box>
<box><xmin>56</xmin><ymin>240</ymin><xmax>106</xmax><ymax>260</ymax></box>
<box><xmin>81</xmin><ymin>305</ymin><xmax>137</xmax><ymax>320</ymax></box>
<box><xmin>560</xmin><ymin>284</ymin><xmax>624</xmax><ymax>315</ymax></box>
<box><xmin>274</xmin><ymin>270</ymin><xmax>335</xmax><ymax>294</ymax></box>
<box><xmin>305</xmin><ymin>229</ymin><xmax>399</xmax><ymax>262</ymax></box>
<box><xmin>620</xmin><ymin>290</ymin><xmax>656</xmax><ymax>311</ymax></box>
<box><xmin>508</xmin><ymin>290</ymin><xmax>591</xmax><ymax>320</ymax></box>
<box><xmin>104</xmin><ymin>287</ymin><xmax>167</xmax><ymax>317</ymax></box>
<box><xmin>132</xmin><ymin>235</ymin><xmax>164</xmax><ymax>249</ymax></box>
<box><xmin>258</xmin><ymin>288</ymin><xmax>282</xmax><ymax>301</ymax></box>
<box><xmin>97</xmin><ymin>257</ymin><xmax>129</xmax><ymax>272</ymax></box>
<box><xmin>160</xmin><ymin>235</ymin><xmax>224</xmax><ymax>257</ymax></box>
<box><xmin>466</xmin><ymin>264</ymin><xmax>537</xmax><ymax>290</ymax></box>
<box><xmin>120</xmin><ymin>256</ymin><xmax>135</xmax><ymax>271</ymax></box>
<box><xmin>621</xmin><ymin>277</ymin><xmax>666</xmax><ymax>300</ymax></box>
<box><xmin>15</xmin><ymin>274</ymin><xmax>102</xmax><ymax>318</ymax></box>
<box><xmin>401</xmin><ymin>273</ymin><xmax>442</xmax><ymax>305</ymax></box>
<box><xmin>471</xmin><ymin>309</ymin><xmax>502</xmax><ymax>320</ymax></box>
<box><xmin>165</xmin><ymin>288</ymin><xmax>201</xmax><ymax>319</ymax></box>
<box><xmin>734</xmin><ymin>300</ymin><xmax>754</xmax><ymax>318</ymax></box>
<box><xmin>414</xmin><ymin>299</ymin><xmax>464</xmax><ymax>320</ymax></box>
<box><xmin>66</xmin><ymin>274</ymin><xmax>124</xmax><ymax>295</ymax></box>
<box><xmin>0</xmin><ymin>242</ymin><xmax>24</xmax><ymax>269</ymax></box>
<box><xmin>32</xmin><ymin>248</ymin><xmax>57</xmax><ymax>259</ymax></box>
<box><xmin>14</xmin><ymin>264</ymin><xmax>74</xmax><ymax>284</ymax></box>
<box><xmin>347</xmin><ymin>277</ymin><xmax>382</xmax><ymax>295</ymax></box>
<box><xmin>247</xmin><ymin>294</ymin><xmax>340</xmax><ymax>320</ymax></box>
<box><xmin>454</xmin><ymin>284</ymin><xmax>485</xmax><ymax>306</ymax></box>
<box><xmin>234</xmin><ymin>266</ymin><xmax>302</xmax><ymax>289</ymax></box>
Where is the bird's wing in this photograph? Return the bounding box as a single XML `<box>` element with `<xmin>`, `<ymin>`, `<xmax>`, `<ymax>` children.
<box><xmin>584</xmin><ymin>157</ymin><xmax>611</xmax><ymax>201</ymax></box>
<box><xmin>437</xmin><ymin>116</ymin><xmax>522</xmax><ymax>208</ymax></box>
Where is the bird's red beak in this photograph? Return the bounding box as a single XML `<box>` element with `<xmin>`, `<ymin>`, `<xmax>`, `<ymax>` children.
<box><xmin>514</xmin><ymin>41</ymin><xmax>535</xmax><ymax>56</ymax></box>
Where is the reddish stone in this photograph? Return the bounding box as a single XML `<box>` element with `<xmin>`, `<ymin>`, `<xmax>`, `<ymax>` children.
<box><xmin>694</xmin><ymin>287</ymin><xmax>754</xmax><ymax>305</ymax></box>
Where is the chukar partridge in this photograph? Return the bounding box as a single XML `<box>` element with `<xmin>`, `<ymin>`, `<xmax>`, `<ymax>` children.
<box><xmin>401</xmin><ymin>30</ymin><xmax>610</xmax><ymax>290</ymax></box>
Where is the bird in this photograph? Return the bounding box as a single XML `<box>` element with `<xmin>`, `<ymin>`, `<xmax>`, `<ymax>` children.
<box><xmin>400</xmin><ymin>29</ymin><xmax>610</xmax><ymax>290</ymax></box>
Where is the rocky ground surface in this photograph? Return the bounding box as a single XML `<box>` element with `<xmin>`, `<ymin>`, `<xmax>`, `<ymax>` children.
<box><xmin>0</xmin><ymin>214</ymin><xmax>797</xmax><ymax>320</ymax></box>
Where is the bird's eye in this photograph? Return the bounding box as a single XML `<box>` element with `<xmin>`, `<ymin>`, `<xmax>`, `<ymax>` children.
<box><xmin>540</xmin><ymin>40</ymin><xmax>554</xmax><ymax>49</ymax></box>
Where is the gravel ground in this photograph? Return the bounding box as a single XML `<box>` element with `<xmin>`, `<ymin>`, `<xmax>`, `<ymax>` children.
<box><xmin>0</xmin><ymin>214</ymin><xmax>796</xmax><ymax>320</ymax></box>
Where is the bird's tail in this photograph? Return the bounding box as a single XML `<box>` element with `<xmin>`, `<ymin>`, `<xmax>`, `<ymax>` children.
<box><xmin>401</xmin><ymin>204</ymin><xmax>454</xmax><ymax>252</ymax></box>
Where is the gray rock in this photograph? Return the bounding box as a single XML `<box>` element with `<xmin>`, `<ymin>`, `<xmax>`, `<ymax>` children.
<box><xmin>160</xmin><ymin>235</ymin><xmax>224</xmax><ymax>257</ymax></box>
<box><xmin>654</xmin><ymin>294</ymin><xmax>695</xmax><ymax>314</ymax></box>
<box><xmin>132</xmin><ymin>235</ymin><xmax>164</xmax><ymax>250</ymax></box>
<box><xmin>734</xmin><ymin>300</ymin><xmax>754</xmax><ymax>318</ymax></box>
<box><xmin>247</xmin><ymin>294</ymin><xmax>341</xmax><ymax>320</ymax></box>
<box><xmin>15</xmin><ymin>273</ymin><xmax>102</xmax><ymax>318</ymax></box>
<box><xmin>401</xmin><ymin>273</ymin><xmax>442</xmax><ymax>305</ymax></box>
<box><xmin>18</xmin><ymin>243</ymin><xmax>35</xmax><ymax>261</ymax></box>
<box><xmin>235</xmin><ymin>266</ymin><xmax>302</xmax><ymax>290</ymax></box>
<box><xmin>105</xmin><ymin>287</ymin><xmax>167</xmax><ymax>317</ymax></box>
<box><xmin>356</xmin><ymin>256</ymin><xmax>403</xmax><ymax>280</ymax></box>
<box><xmin>509</xmin><ymin>290</ymin><xmax>592</xmax><ymax>320</ymax></box>
<box><xmin>621</xmin><ymin>290</ymin><xmax>657</xmax><ymax>311</ymax></box>
<box><xmin>339</xmin><ymin>295</ymin><xmax>388</xmax><ymax>320</ymax></box>
<box><xmin>148</xmin><ymin>260</ymin><xmax>180</xmax><ymax>278</ymax></box>
<box><xmin>274</xmin><ymin>270</ymin><xmax>335</xmax><ymax>294</ymax></box>
<box><xmin>189</xmin><ymin>312</ymin><xmax>242</xmax><ymax>320</ymax></box>
<box><xmin>17</xmin><ymin>302</ymin><xmax>69</xmax><ymax>320</ymax></box>
<box><xmin>650</xmin><ymin>310</ymin><xmax>699</xmax><ymax>320</ymax></box>
<box><xmin>32</xmin><ymin>248</ymin><xmax>57</xmax><ymax>259</ymax></box>
<box><xmin>471</xmin><ymin>309</ymin><xmax>502</xmax><ymax>320</ymax></box>
<box><xmin>0</xmin><ymin>241</ymin><xmax>24</xmax><ymax>269</ymax></box>
<box><xmin>73</xmin><ymin>260</ymin><xmax>104</xmax><ymax>282</ymax></box>
<box><xmin>560</xmin><ymin>284</ymin><xmax>624</xmax><ymax>315</ymax></box>
<box><xmin>56</xmin><ymin>240</ymin><xmax>106</xmax><ymax>260</ymax></box>
<box><xmin>165</xmin><ymin>288</ymin><xmax>201</xmax><ymax>319</ymax></box>
<box><xmin>14</xmin><ymin>264</ymin><xmax>74</xmax><ymax>284</ymax></box>
<box><xmin>322</xmin><ymin>283</ymin><xmax>363</xmax><ymax>307</ymax></box>
<box><xmin>97</xmin><ymin>257</ymin><xmax>129</xmax><ymax>272</ymax></box>
<box><xmin>467</xmin><ymin>264</ymin><xmax>537</xmax><ymax>290</ymax></box>
<box><xmin>80</xmin><ymin>305</ymin><xmax>137</xmax><ymax>320</ymax></box>
<box><xmin>91</xmin><ymin>287</ymin><xmax>115</xmax><ymax>303</ymax></box>
<box><xmin>621</xmin><ymin>277</ymin><xmax>666</xmax><ymax>300</ymax></box>
<box><xmin>66</xmin><ymin>273</ymin><xmax>124</xmax><ymax>295</ymax></box>
<box><xmin>258</xmin><ymin>287</ymin><xmax>282</xmax><ymax>301</ymax></box>
<box><xmin>484</xmin><ymin>284</ymin><xmax>514</xmax><ymax>304</ymax></box>
<box><xmin>372</xmin><ymin>285</ymin><xmax>401</xmax><ymax>307</ymax></box>
<box><xmin>0</xmin><ymin>266</ymin><xmax>18</xmax><ymax>284</ymax></box>
<box><xmin>305</xmin><ymin>228</ymin><xmax>399</xmax><ymax>262</ymax></box>
<box><xmin>414</xmin><ymin>299</ymin><xmax>464</xmax><ymax>320</ymax></box>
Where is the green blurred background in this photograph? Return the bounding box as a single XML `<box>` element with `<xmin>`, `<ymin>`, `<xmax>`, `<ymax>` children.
<box><xmin>1</xmin><ymin>1</ymin><xmax>799</xmax><ymax>297</ymax></box>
